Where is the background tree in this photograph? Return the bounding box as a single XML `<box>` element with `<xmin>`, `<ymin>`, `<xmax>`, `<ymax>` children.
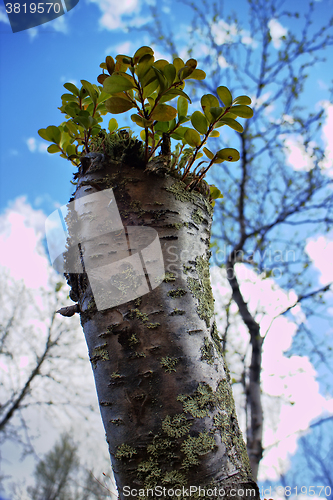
<box><xmin>27</xmin><ymin>433</ymin><xmax>114</xmax><ymax>500</ymax></box>
<box><xmin>0</xmin><ymin>264</ymin><xmax>112</xmax><ymax>493</ymax></box>
<box><xmin>144</xmin><ymin>0</ymin><xmax>333</xmax><ymax>480</ymax></box>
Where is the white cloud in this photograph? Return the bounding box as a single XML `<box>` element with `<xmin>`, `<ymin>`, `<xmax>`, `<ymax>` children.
<box><xmin>319</xmin><ymin>101</ymin><xmax>333</xmax><ymax>174</ymax></box>
<box><xmin>26</xmin><ymin>137</ymin><xmax>48</xmax><ymax>153</ymax></box>
<box><xmin>268</xmin><ymin>19</ymin><xmax>288</xmax><ymax>48</ymax></box>
<box><xmin>281</xmin><ymin>102</ymin><xmax>333</xmax><ymax>176</ymax></box>
<box><xmin>115</xmin><ymin>40</ymin><xmax>132</xmax><ymax>55</ymax></box>
<box><xmin>306</xmin><ymin>235</ymin><xmax>333</xmax><ymax>285</ymax></box>
<box><xmin>26</xmin><ymin>137</ymin><xmax>36</xmax><ymax>152</ymax></box>
<box><xmin>28</xmin><ymin>26</ymin><xmax>38</xmax><ymax>40</ymax></box>
<box><xmin>251</xmin><ymin>91</ymin><xmax>271</xmax><ymax>110</ymax></box>
<box><xmin>0</xmin><ymin>197</ymin><xmax>50</xmax><ymax>288</ymax></box>
<box><xmin>0</xmin><ymin>6</ymin><xmax>10</xmax><ymax>24</ymax></box>
<box><xmin>284</xmin><ymin>135</ymin><xmax>315</xmax><ymax>172</ymax></box>
<box><xmin>218</xmin><ymin>55</ymin><xmax>229</xmax><ymax>68</ymax></box>
<box><xmin>50</xmin><ymin>14</ymin><xmax>68</xmax><ymax>33</ymax></box>
<box><xmin>88</xmin><ymin>0</ymin><xmax>140</xmax><ymax>30</ymax></box>
<box><xmin>211</xmin><ymin>19</ymin><xmax>238</xmax><ymax>45</ymax></box>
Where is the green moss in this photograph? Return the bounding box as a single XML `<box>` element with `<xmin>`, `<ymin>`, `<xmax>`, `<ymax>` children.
<box><xmin>181</xmin><ymin>431</ymin><xmax>216</xmax><ymax>467</ymax></box>
<box><xmin>89</xmin><ymin>129</ymin><xmax>145</xmax><ymax>165</ymax></box>
<box><xmin>146</xmin><ymin>322</ymin><xmax>160</xmax><ymax>329</ymax></box>
<box><xmin>213</xmin><ymin>379</ymin><xmax>252</xmax><ymax>474</ymax></box>
<box><xmin>110</xmin><ymin>371</ymin><xmax>122</xmax><ymax>379</ymax></box>
<box><xmin>134</xmin><ymin>351</ymin><xmax>146</xmax><ymax>358</ymax></box>
<box><xmin>177</xmin><ymin>382</ymin><xmax>215</xmax><ymax>418</ymax></box>
<box><xmin>160</xmin><ymin>356</ymin><xmax>179</xmax><ymax>373</ymax></box>
<box><xmin>200</xmin><ymin>337</ymin><xmax>215</xmax><ymax>365</ymax></box>
<box><xmin>110</xmin><ymin>419</ymin><xmax>124</xmax><ymax>426</ymax></box>
<box><xmin>191</xmin><ymin>208</ymin><xmax>204</xmax><ymax>224</ymax></box>
<box><xmin>161</xmin><ymin>414</ymin><xmax>192</xmax><ymax>438</ymax></box>
<box><xmin>182</xmin><ymin>264</ymin><xmax>193</xmax><ymax>274</ymax></box>
<box><xmin>87</xmin><ymin>297</ymin><xmax>96</xmax><ymax>310</ymax></box>
<box><xmin>163</xmin><ymin>272</ymin><xmax>176</xmax><ymax>282</ymax></box>
<box><xmin>167</xmin><ymin>288</ymin><xmax>187</xmax><ymax>298</ymax></box>
<box><xmin>129</xmin><ymin>333</ymin><xmax>140</xmax><ymax>348</ymax></box>
<box><xmin>165</xmin><ymin>181</ymin><xmax>213</xmax><ymax>216</ymax></box>
<box><xmin>129</xmin><ymin>308</ymin><xmax>149</xmax><ymax>322</ymax></box>
<box><xmin>115</xmin><ymin>443</ymin><xmax>137</xmax><ymax>459</ymax></box>
<box><xmin>211</xmin><ymin>321</ymin><xmax>223</xmax><ymax>356</ymax></box>
<box><xmin>110</xmin><ymin>265</ymin><xmax>144</xmax><ymax>298</ymax></box>
<box><xmin>90</xmin><ymin>344</ymin><xmax>109</xmax><ymax>368</ymax></box>
<box><xmin>187</xmin><ymin>255</ymin><xmax>214</xmax><ymax>327</ymax></box>
<box><xmin>162</xmin><ymin>470</ymin><xmax>186</xmax><ymax>486</ymax></box>
<box><xmin>169</xmin><ymin>308</ymin><xmax>186</xmax><ymax>316</ymax></box>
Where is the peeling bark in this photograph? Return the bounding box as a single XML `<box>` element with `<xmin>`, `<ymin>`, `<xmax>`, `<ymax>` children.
<box><xmin>64</xmin><ymin>138</ymin><xmax>259</xmax><ymax>499</ymax></box>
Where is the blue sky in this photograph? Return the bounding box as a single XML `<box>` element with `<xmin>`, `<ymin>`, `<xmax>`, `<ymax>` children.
<box><xmin>1</xmin><ymin>0</ymin><xmax>333</xmax><ymax>495</ymax></box>
<box><xmin>0</xmin><ymin>0</ymin><xmax>332</xmax><ymax>215</ymax></box>
<box><xmin>0</xmin><ymin>0</ymin><xmax>331</xmax><ymax>207</ymax></box>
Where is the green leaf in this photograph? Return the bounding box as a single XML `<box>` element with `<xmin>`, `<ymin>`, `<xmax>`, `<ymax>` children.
<box><xmin>203</xmin><ymin>147</ymin><xmax>214</xmax><ymax>160</ymax></box>
<box><xmin>171</xmin><ymin>126</ymin><xmax>190</xmax><ymax>138</ymax></box>
<box><xmin>38</xmin><ymin>128</ymin><xmax>51</xmax><ymax>142</ymax></box>
<box><xmin>159</xmin><ymin>88</ymin><xmax>191</xmax><ymax>104</ymax></box>
<box><xmin>217</xmin><ymin>86</ymin><xmax>233</xmax><ymax>107</ymax></box>
<box><xmin>63</xmin><ymin>83</ymin><xmax>80</xmax><ymax>96</ymax></box>
<box><xmin>115</xmin><ymin>55</ymin><xmax>131</xmax><ymax>73</ymax></box>
<box><xmin>105</xmin><ymin>97</ymin><xmax>135</xmax><ymax>114</ymax></box>
<box><xmin>150</xmin><ymin>104</ymin><xmax>177</xmax><ymax>122</ymax></box>
<box><xmin>103</xmin><ymin>75</ymin><xmax>136</xmax><ymax>94</ymax></box>
<box><xmin>154</xmin><ymin>121</ymin><xmax>169</xmax><ymax>133</ymax></box>
<box><xmin>178</xmin><ymin>66</ymin><xmax>194</xmax><ymax>80</ymax></box>
<box><xmin>191</xmin><ymin>111</ymin><xmax>208</xmax><ymax>134</ymax></box>
<box><xmin>133</xmin><ymin>46</ymin><xmax>154</xmax><ymax>64</ymax></box>
<box><xmin>108</xmin><ymin>117</ymin><xmax>118</xmax><ymax>133</ymax></box>
<box><xmin>152</xmin><ymin>67</ymin><xmax>168</xmax><ymax>93</ymax></box>
<box><xmin>154</xmin><ymin>59</ymin><xmax>169</xmax><ymax>70</ymax></box>
<box><xmin>142</xmin><ymin>78</ymin><xmax>160</xmax><ymax>99</ymax></box>
<box><xmin>106</xmin><ymin>56</ymin><xmax>115</xmax><ymax>75</ymax></box>
<box><xmin>131</xmin><ymin>114</ymin><xmax>146</xmax><ymax>128</ymax></box>
<box><xmin>232</xmin><ymin>95</ymin><xmax>252</xmax><ymax>105</ymax></box>
<box><xmin>64</xmin><ymin>121</ymin><xmax>78</xmax><ymax>136</ymax></box>
<box><xmin>47</xmin><ymin>144</ymin><xmax>61</xmax><ymax>153</ymax></box>
<box><xmin>46</xmin><ymin>125</ymin><xmax>61</xmax><ymax>144</ymax></box>
<box><xmin>66</xmin><ymin>144</ymin><xmax>77</xmax><ymax>156</ymax></box>
<box><xmin>184</xmin><ymin>68</ymin><xmax>206</xmax><ymax>80</ymax></box>
<box><xmin>209</xmin><ymin>107</ymin><xmax>224</xmax><ymax>121</ymax></box>
<box><xmin>81</xmin><ymin>80</ymin><xmax>98</xmax><ymax>104</ymax></box>
<box><xmin>229</xmin><ymin>105</ymin><xmax>253</xmax><ymax>118</ymax></box>
<box><xmin>201</xmin><ymin>94</ymin><xmax>219</xmax><ymax>120</ymax></box>
<box><xmin>173</xmin><ymin>57</ymin><xmax>185</xmax><ymax>74</ymax></box>
<box><xmin>184</xmin><ymin>129</ymin><xmax>201</xmax><ymax>147</ymax></box>
<box><xmin>216</xmin><ymin>117</ymin><xmax>243</xmax><ymax>132</ymax></box>
<box><xmin>216</xmin><ymin>148</ymin><xmax>240</xmax><ymax>162</ymax></box>
<box><xmin>61</xmin><ymin>93</ymin><xmax>78</xmax><ymax>103</ymax></box>
<box><xmin>140</xmin><ymin>67</ymin><xmax>157</xmax><ymax>88</ymax></box>
<box><xmin>136</xmin><ymin>55</ymin><xmax>155</xmax><ymax>81</ymax></box>
<box><xmin>210</xmin><ymin>185</ymin><xmax>223</xmax><ymax>202</ymax></box>
<box><xmin>177</xmin><ymin>96</ymin><xmax>188</xmax><ymax>118</ymax></box>
<box><xmin>163</xmin><ymin>64</ymin><xmax>176</xmax><ymax>85</ymax></box>
<box><xmin>97</xmin><ymin>74</ymin><xmax>109</xmax><ymax>85</ymax></box>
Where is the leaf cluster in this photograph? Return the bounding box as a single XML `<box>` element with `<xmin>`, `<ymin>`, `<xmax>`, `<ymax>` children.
<box><xmin>38</xmin><ymin>46</ymin><xmax>252</xmax><ymax>191</ymax></box>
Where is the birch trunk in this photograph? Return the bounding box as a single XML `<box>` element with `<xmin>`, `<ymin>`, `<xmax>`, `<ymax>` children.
<box><xmin>64</xmin><ymin>135</ymin><xmax>259</xmax><ymax>500</ymax></box>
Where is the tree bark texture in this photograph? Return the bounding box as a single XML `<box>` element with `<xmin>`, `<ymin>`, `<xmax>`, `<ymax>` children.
<box><xmin>65</xmin><ymin>136</ymin><xmax>259</xmax><ymax>500</ymax></box>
